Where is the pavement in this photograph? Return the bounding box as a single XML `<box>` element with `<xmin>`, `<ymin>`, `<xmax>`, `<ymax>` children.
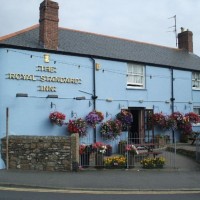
<box><xmin>0</xmin><ymin>144</ymin><xmax>200</xmax><ymax>192</ymax></box>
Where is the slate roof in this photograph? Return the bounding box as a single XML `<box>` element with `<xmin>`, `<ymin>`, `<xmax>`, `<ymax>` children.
<box><xmin>1</xmin><ymin>24</ymin><xmax>200</xmax><ymax>71</ymax></box>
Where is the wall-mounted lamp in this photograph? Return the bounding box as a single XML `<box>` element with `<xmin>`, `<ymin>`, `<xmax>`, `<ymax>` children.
<box><xmin>74</xmin><ymin>96</ymin><xmax>86</xmax><ymax>100</ymax></box>
<box><xmin>16</xmin><ymin>93</ymin><xmax>28</xmax><ymax>97</ymax></box>
<box><xmin>50</xmin><ymin>102</ymin><xmax>56</xmax><ymax>109</ymax></box>
<box><xmin>106</xmin><ymin>98</ymin><xmax>112</xmax><ymax>102</ymax></box>
<box><xmin>153</xmin><ymin>105</ymin><xmax>159</xmax><ymax>111</ymax></box>
<box><xmin>95</xmin><ymin>63</ymin><xmax>101</xmax><ymax>71</ymax></box>
<box><xmin>44</xmin><ymin>54</ymin><xmax>50</xmax><ymax>63</ymax></box>
<box><xmin>185</xmin><ymin>105</ymin><xmax>191</xmax><ymax>110</ymax></box>
<box><xmin>71</xmin><ymin>111</ymin><xmax>77</xmax><ymax>118</ymax></box>
<box><xmin>46</xmin><ymin>94</ymin><xmax>58</xmax><ymax>98</ymax></box>
<box><xmin>188</xmin><ymin>101</ymin><xmax>193</xmax><ymax>104</ymax></box>
<box><xmin>119</xmin><ymin>103</ymin><xmax>127</xmax><ymax>109</ymax></box>
<box><xmin>139</xmin><ymin>99</ymin><xmax>143</xmax><ymax>103</ymax></box>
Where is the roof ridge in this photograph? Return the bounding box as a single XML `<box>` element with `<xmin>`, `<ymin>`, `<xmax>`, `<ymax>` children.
<box><xmin>59</xmin><ymin>26</ymin><xmax>180</xmax><ymax>51</ymax></box>
<box><xmin>0</xmin><ymin>24</ymin><xmax>39</xmax><ymax>41</ymax></box>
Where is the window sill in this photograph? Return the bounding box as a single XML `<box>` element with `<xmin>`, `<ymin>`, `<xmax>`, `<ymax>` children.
<box><xmin>192</xmin><ymin>88</ymin><xmax>200</xmax><ymax>91</ymax></box>
<box><xmin>126</xmin><ymin>87</ymin><xmax>146</xmax><ymax>90</ymax></box>
<box><xmin>192</xmin><ymin>123</ymin><xmax>200</xmax><ymax>127</ymax></box>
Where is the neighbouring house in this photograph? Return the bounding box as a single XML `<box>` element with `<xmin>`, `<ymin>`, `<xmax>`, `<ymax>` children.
<box><xmin>1</xmin><ymin>0</ymin><xmax>200</xmax><ymax>169</ymax></box>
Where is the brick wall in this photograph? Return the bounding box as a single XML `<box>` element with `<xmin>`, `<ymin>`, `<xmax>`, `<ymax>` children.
<box><xmin>1</xmin><ymin>134</ymin><xmax>79</xmax><ymax>171</ymax></box>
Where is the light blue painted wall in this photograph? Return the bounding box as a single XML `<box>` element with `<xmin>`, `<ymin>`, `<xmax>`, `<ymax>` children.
<box><xmin>1</xmin><ymin>48</ymin><xmax>200</xmax><ymax>168</ymax></box>
<box><xmin>173</xmin><ymin>69</ymin><xmax>193</xmax><ymax>112</ymax></box>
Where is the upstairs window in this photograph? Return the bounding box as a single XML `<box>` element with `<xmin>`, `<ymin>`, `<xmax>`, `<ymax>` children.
<box><xmin>127</xmin><ymin>63</ymin><xmax>145</xmax><ymax>89</ymax></box>
<box><xmin>192</xmin><ymin>72</ymin><xmax>200</xmax><ymax>90</ymax></box>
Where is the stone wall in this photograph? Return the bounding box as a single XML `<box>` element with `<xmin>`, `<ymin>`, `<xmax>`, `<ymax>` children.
<box><xmin>1</xmin><ymin>134</ymin><xmax>79</xmax><ymax>171</ymax></box>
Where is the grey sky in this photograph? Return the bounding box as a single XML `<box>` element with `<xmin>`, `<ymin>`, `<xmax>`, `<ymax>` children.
<box><xmin>0</xmin><ymin>0</ymin><xmax>200</xmax><ymax>55</ymax></box>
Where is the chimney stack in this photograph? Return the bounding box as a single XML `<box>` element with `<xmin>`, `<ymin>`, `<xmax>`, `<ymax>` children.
<box><xmin>178</xmin><ymin>27</ymin><xmax>193</xmax><ymax>53</ymax></box>
<box><xmin>39</xmin><ymin>0</ymin><xmax>59</xmax><ymax>50</ymax></box>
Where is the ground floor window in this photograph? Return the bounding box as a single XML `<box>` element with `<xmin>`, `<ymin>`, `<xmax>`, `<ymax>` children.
<box><xmin>193</xmin><ymin>107</ymin><xmax>200</xmax><ymax>116</ymax></box>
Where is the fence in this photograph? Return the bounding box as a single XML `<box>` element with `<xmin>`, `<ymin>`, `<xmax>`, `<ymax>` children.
<box><xmin>79</xmin><ymin>136</ymin><xmax>177</xmax><ymax>169</ymax></box>
<box><xmin>196</xmin><ymin>138</ymin><xmax>200</xmax><ymax>163</ymax></box>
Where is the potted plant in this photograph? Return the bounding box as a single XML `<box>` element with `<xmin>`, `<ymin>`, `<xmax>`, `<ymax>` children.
<box><xmin>116</xmin><ymin>110</ymin><xmax>133</xmax><ymax>131</ymax></box>
<box><xmin>92</xmin><ymin>142</ymin><xmax>107</xmax><ymax>167</ymax></box>
<box><xmin>105</xmin><ymin>144</ymin><xmax>112</xmax><ymax>156</ymax></box>
<box><xmin>100</xmin><ymin>119</ymin><xmax>122</xmax><ymax>140</ymax></box>
<box><xmin>92</xmin><ymin>142</ymin><xmax>107</xmax><ymax>154</ymax></box>
<box><xmin>140</xmin><ymin>156</ymin><xmax>165</xmax><ymax>169</ymax></box>
<box><xmin>104</xmin><ymin>156</ymin><xmax>126</xmax><ymax>169</ymax></box>
<box><xmin>49</xmin><ymin>111</ymin><xmax>66</xmax><ymax>126</ymax></box>
<box><xmin>79</xmin><ymin>144</ymin><xmax>92</xmax><ymax>168</ymax></box>
<box><xmin>125</xmin><ymin>144</ymin><xmax>139</xmax><ymax>168</ymax></box>
<box><xmin>118</xmin><ymin>140</ymin><xmax>127</xmax><ymax>155</ymax></box>
<box><xmin>125</xmin><ymin>144</ymin><xmax>139</xmax><ymax>155</ymax></box>
<box><xmin>68</xmin><ymin>118</ymin><xmax>87</xmax><ymax>137</ymax></box>
<box><xmin>155</xmin><ymin>134</ymin><xmax>167</xmax><ymax>147</ymax></box>
<box><xmin>85</xmin><ymin>110</ymin><xmax>104</xmax><ymax>128</ymax></box>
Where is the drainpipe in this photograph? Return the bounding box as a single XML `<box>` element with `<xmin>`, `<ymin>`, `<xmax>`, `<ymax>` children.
<box><xmin>170</xmin><ymin>67</ymin><xmax>175</xmax><ymax>143</ymax></box>
<box><xmin>90</xmin><ymin>57</ymin><xmax>98</xmax><ymax>143</ymax></box>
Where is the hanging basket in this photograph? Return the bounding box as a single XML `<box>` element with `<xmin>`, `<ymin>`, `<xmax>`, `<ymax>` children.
<box><xmin>49</xmin><ymin>111</ymin><xmax>66</xmax><ymax>126</ymax></box>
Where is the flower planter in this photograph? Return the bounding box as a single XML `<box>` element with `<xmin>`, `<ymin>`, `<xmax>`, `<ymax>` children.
<box><xmin>116</xmin><ymin>110</ymin><xmax>133</xmax><ymax>131</ymax></box>
<box><xmin>127</xmin><ymin>154</ymin><xmax>135</xmax><ymax>168</ymax></box>
<box><xmin>105</xmin><ymin>164</ymin><xmax>125</xmax><ymax>169</ymax></box>
<box><xmin>95</xmin><ymin>153</ymin><xmax>104</xmax><ymax>168</ymax></box>
<box><xmin>80</xmin><ymin>153</ymin><xmax>90</xmax><ymax>168</ymax></box>
<box><xmin>105</xmin><ymin>148</ymin><xmax>112</xmax><ymax>156</ymax></box>
<box><xmin>155</xmin><ymin>164</ymin><xmax>164</xmax><ymax>169</ymax></box>
<box><xmin>141</xmin><ymin>157</ymin><xmax>165</xmax><ymax>169</ymax></box>
<box><xmin>118</xmin><ymin>142</ymin><xmax>126</xmax><ymax>155</ymax></box>
<box><xmin>100</xmin><ymin>119</ymin><xmax>122</xmax><ymax>140</ymax></box>
<box><xmin>68</xmin><ymin>118</ymin><xmax>87</xmax><ymax>137</ymax></box>
<box><xmin>155</xmin><ymin>136</ymin><xmax>166</xmax><ymax>148</ymax></box>
<box><xmin>49</xmin><ymin>111</ymin><xmax>66</xmax><ymax>126</ymax></box>
<box><xmin>104</xmin><ymin>155</ymin><xmax>126</xmax><ymax>169</ymax></box>
<box><xmin>86</xmin><ymin>110</ymin><xmax>104</xmax><ymax>128</ymax></box>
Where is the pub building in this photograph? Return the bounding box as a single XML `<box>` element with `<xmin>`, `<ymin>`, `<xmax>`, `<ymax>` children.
<box><xmin>1</xmin><ymin>0</ymin><xmax>200</xmax><ymax>169</ymax></box>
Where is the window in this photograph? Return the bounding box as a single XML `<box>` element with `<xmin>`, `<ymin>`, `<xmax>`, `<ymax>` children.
<box><xmin>193</xmin><ymin>107</ymin><xmax>200</xmax><ymax>126</ymax></box>
<box><xmin>193</xmin><ymin>107</ymin><xmax>200</xmax><ymax>116</ymax></box>
<box><xmin>192</xmin><ymin>72</ymin><xmax>200</xmax><ymax>89</ymax></box>
<box><xmin>127</xmin><ymin>63</ymin><xmax>145</xmax><ymax>89</ymax></box>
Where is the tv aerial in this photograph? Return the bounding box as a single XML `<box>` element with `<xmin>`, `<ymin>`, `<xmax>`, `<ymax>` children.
<box><xmin>168</xmin><ymin>15</ymin><xmax>177</xmax><ymax>47</ymax></box>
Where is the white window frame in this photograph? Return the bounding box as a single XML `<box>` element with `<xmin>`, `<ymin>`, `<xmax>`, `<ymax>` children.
<box><xmin>193</xmin><ymin>107</ymin><xmax>200</xmax><ymax>116</ymax></box>
<box><xmin>192</xmin><ymin>72</ymin><xmax>200</xmax><ymax>90</ymax></box>
<box><xmin>127</xmin><ymin>63</ymin><xmax>145</xmax><ymax>89</ymax></box>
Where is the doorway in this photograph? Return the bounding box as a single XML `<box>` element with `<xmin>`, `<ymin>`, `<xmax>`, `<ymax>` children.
<box><xmin>128</xmin><ymin>108</ymin><xmax>145</xmax><ymax>144</ymax></box>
